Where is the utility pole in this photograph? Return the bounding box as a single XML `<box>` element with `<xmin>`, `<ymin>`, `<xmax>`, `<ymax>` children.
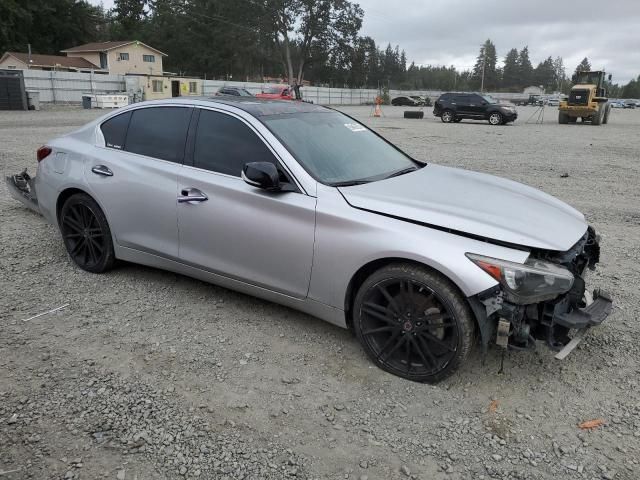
<box><xmin>480</xmin><ymin>56</ymin><xmax>486</xmax><ymax>92</ymax></box>
<box><xmin>27</xmin><ymin>43</ymin><xmax>31</xmax><ymax>69</ymax></box>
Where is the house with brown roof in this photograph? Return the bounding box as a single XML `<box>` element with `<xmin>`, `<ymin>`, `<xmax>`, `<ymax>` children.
<box><xmin>0</xmin><ymin>52</ymin><xmax>105</xmax><ymax>73</ymax></box>
<box><xmin>0</xmin><ymin>41</ymin><xmax>166</xmax><ymax>75</ymax></box>
<box><xmin>61</xmin><ymin>41</ymin><xmax>166</xmax><ymax>75</ymax></box>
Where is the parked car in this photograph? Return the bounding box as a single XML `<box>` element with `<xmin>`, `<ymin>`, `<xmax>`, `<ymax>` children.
<box><xmin>255</xmin><ymin>85</ymin><xmax>295</xmax><ymax>100</ymax></box>
<box><xmin>216</xmin><ymin>86</ymin><xmax>254</xmax><ymax>97</ymax></box>
<box><xmin>623</xmin><ymin>100</ymin><xmax>636</xmax><ymax>109</ymax></box>
<box><xmin>434</xmin><ymin>92</ymin><xmax>518</xmax><ymax>125</ymax></box>
<box><xmin>7</xmin><ymin>97</ymin><xmax>611</xmax><ymax>383</ymax></box>
<box><xmin>610</xmin><ymin>101</ymin><xmax>624</xmax><ymax>109</ymax></box>
<box><xmin>392</xmin><ymin>96</ymin><xmax>421</xmax><ymax>106</ymax></box>
<box><xmin>546</xmin><ymin>98</ymin><xmax>560</xmax><ymax>107</ymax></box>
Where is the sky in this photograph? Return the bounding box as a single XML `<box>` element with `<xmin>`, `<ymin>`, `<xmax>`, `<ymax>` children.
<box><xmin>90</xmin><ymin>0</ymin><xmax>640</xmax><ymax>84</ymax></box>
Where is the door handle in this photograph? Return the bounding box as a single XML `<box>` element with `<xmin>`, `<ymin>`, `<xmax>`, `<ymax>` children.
<box><xmin>178</xmin><ymin>188</ymin><xmax>208</xmax><ymax>203</ymax></box>
<box><xmin>91</xmin><ymin>165</ymin><xmax>113</xmax><ymax>177</ymax></box>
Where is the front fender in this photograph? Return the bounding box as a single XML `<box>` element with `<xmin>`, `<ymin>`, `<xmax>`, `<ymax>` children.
<box><xmin>309</xmin><ymin>186</ymin><xmax>530</xmax><ymax>310</ymax></box>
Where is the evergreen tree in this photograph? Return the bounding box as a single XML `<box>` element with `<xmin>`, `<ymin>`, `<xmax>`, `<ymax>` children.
<box><xmin>533</xmin><ymin>56</ymin><xmax>556</xmax><ymax>92</ymax></box>
<box><xmin>574</xmin><ymin>57</ymin><xmax>591</xmax><ymax>75</ymax></box>
<box><xmin>517</xmin><ymin>46</ymin><xmax>534</xmax><ymax>87</ymax></box>
<box><xmin>621</xmin><ymin>75</ymin><xmax>640</xmax><ymax>98</ymax></box>
<box><xmin>553</xmin><ymin>56</ymin><xmax>566</xmax><ymax>91</ymax></box>
<box><xmin>501</xmin><ymin>48</ymin><xmax>519</xmax><ymax>90</ymax></box>
<box><xmin>112</xmin><ymin>0</ymin><xmax>148</xmax><ymax>39</ymax></box>
<box><xmin>472</xmin><ymin>39</ymin><xmax>498</xmax><ymax>91</ymax></box>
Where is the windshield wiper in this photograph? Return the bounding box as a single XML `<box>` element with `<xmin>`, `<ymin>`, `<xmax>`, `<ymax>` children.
<box><xmin>383</xmin><ymin>166</ymin><xmax>418</xmax><ymax>180</ymax></box>
<box><xmin>332</xmin><ymin>179</ymin><xmax>371</xmax><ymax>187</ymax></box>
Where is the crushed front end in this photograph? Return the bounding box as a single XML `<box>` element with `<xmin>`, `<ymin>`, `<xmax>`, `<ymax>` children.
<box><xmin>468</xmin><ymin>227</ymin><xmax>612</xmax><ymax>358</ymax></box>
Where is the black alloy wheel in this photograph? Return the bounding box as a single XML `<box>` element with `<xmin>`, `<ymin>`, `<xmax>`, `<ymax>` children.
<box><xmin>353</xmin><ymin>264</ymin><xmax>474</xmax><ymax>383</ymax></box>
<box><xmin>60</xmin><ymin>193</ymin><xmax>115</xmax><ymax>273</ymax></box>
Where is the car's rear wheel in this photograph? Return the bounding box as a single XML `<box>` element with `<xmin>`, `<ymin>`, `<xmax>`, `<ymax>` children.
<box><xmin>441</xmin><ymin>110</ymin><xmax>455</xmax><ymax>123</ymax></box>
<box><xmin>353</xmin><ymin>263</ymin><xmax>475</xmax><ymax>383</ymax></box>
<box><xmin>59</xmin><ymin>193</ymin><xmax>115</xmax><ymax>273</ymax></box>
<box><xmin>488</xmin><ymin>112</ymin><xmax>503</xmax><ymax>125</ymax></box>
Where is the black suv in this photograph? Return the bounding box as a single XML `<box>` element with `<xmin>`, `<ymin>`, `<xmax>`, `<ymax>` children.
<box><xmin>433</xmin><ymin>92</ymin><xmax>517</xmax><ymax>125</ymax></box>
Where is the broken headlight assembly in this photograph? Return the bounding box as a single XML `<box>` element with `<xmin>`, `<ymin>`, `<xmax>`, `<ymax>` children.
<box><xmin>466</xmin><ymin>253</ymin><xmax>574</xmax><ymax>304</ymax></box>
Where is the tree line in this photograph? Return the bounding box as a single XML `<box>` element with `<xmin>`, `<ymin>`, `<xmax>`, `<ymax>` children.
<box><xmin>1</xmin><ymin>0</ymin><xmax>638</xmax><ymax>96</ymax></box>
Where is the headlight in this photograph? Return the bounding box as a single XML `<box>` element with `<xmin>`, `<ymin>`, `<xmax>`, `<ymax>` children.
<box><xmin>466</xmin><ymin>253</ymin><xmax>574</xmax><ymax>304</ymax></box>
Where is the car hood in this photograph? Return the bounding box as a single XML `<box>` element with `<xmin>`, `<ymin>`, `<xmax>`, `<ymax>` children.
<box><xmin>339</xmin><ymin>164</ymin><xmax>587</xmax><ymax>251</ymax></box>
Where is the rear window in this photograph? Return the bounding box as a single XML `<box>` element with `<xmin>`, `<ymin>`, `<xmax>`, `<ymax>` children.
<box><xmin>124</xmin><ymin>107</ymin><xmax>192</xmax><ymax>163</ymax></box>
<box><xmin>100</xmin><ymin>112</ymin><xmax>131</xmax><ymax>150</ymax></box>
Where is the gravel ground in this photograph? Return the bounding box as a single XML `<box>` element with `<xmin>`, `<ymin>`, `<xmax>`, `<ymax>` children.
<box><xmin>1</xmin><ymin>104</ymin><xmax>639</xmax><ymax>480</ymax></box>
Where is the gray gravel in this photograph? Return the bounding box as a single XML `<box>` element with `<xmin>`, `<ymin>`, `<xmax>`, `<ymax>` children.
<box><xmin>1</xmin><ymin>105</ymin><xmax>639</xmax><ymax>479</ymax></box>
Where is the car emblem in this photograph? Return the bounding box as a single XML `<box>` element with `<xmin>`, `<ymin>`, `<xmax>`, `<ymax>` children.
<box><xmin>403</xmin><ymin>321</ymin><xmax>413</xmax><ymax>331</ymax></box>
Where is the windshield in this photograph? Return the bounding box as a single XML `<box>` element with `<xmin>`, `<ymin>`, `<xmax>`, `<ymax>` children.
<box><xmin>575</xmin><ymin>72</ymin><xmax>602</xmax><ymax>85</ymax></box>
<box><xmin>239</xmin><ymin>89</ymin><xmax>253</xmax><ymax>96</ymax></box>
<box><xmin>261</xmin><ymin>112</ymin><xmax>419</xmax><ymax>185</ymax></box>
<box><xmin>481</xmin><ymin>95</ymin><xmax>498</xmax><ymax>104</ymax></box>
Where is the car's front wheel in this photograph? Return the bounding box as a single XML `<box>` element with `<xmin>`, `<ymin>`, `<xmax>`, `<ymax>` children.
<box><xmin>441</xmin><ymin>109</ymin><xmax>455</xmax><ymax>123</ymax></box>
<box><xmin>353</xmin><ymin>263</ymin><xmax>475</xmax><ymax>383</ymax></box>
<box><xmin>59</xmin><ymin>193</ymin><xmax>115</xmax><ymax>273</ymax></box>
<box><xmin>488</xmin><ymin>112</ymin><xmax>503</xmax><ymax>125</ymax></box>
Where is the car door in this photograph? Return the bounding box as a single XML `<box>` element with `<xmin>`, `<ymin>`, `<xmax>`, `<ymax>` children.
<box><xmin>86</xmin><ymin>106</ymin><xmax>192</xmax><ymax>257</ymax></box>
<box><xmin>176</xmin><ymin>108</ymin><xmax>316</xmax><ymax>298</ymax></box>
<box><xmin>454</xmin><ymin>94</ymin><xmax>473</xmax><ymax>116</ymax></box>
<box><xmin>468</xmin><ymin>94</ymin><xmax>488</xmax><ymax>118</ymax></box>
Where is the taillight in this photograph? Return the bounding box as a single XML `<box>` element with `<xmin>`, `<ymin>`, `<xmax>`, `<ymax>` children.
<box><xmin>37</xmin><ymin>146</ymin><xmax>52</xmax><ymax>162</ymax></box>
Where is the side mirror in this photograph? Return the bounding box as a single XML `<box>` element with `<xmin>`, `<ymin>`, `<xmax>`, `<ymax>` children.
<box><xmin>242</xmin><ymin>162</ymin><xmax>281</xmax><ymax>191</ymax></box>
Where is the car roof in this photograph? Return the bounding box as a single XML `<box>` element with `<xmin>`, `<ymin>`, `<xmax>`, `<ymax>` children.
<box><xmin>136</xmin><ymin>96</ymin><xmax>328</xmax><ymax>117</ymax></box>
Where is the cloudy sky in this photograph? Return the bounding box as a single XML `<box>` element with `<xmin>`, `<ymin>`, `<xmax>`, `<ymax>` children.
<box><xmin>91</xmin><ymin>0</ymin><xmax>640</xmax><ymax>83</ymax></box>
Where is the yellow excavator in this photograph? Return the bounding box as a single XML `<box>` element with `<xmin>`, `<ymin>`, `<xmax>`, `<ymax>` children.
<box><xmin>558</xmin><ymin>71</ymin><xmax>611</xmax><ymax>125</ymax></box>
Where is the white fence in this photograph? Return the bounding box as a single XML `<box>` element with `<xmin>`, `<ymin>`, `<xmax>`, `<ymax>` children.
<box><xmin>22</xmin><ymin>70</ymin><xmax>125</xmax><ymax>103</ymax></box>
<box><xmin>202</xmin><ymin>80</ymin><xmax>528</xmax><ymax>104</ymax></box>
<box><xmin>17</xmin><ymin>70</ymin><xmax>529</xmax><ymax>105</ymax></box>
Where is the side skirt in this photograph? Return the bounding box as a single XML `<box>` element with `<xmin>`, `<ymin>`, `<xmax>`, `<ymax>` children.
<box><xmin>114</xmin><ymin>245</ymin><xmax>347</xmax><ymax>329</ymax></box>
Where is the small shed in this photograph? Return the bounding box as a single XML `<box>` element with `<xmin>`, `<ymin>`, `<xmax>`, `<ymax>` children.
<box><xmin>0</xmin><ymin>69</ymin><xmax>28</xmax><ymax>110</ymax></box>
<box><xmin>523</xmin><ymin>85</ymin><xmax>544</xmax><ymax>96</ymax></box>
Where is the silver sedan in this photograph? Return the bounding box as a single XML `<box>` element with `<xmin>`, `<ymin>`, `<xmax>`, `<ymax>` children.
<box><xmin>7</xmin><ymin>98</ymin><xmax>612</xmax><ymax>382</ymax></box>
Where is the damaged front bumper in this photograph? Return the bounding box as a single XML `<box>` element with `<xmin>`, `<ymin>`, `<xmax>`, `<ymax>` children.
<box><xmin>6</xmin><ymin>169</ymin><xmax>40</xmax><ymax>214</ymax></box>
<box><xmin>471</xmin><ymin>227</ymin><xmax>613</xmax><ymax>359</ymax></box>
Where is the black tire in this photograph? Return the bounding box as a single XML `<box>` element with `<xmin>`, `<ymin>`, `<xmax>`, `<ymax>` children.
<box><xmin>352</xmin><ymin>263</ymin><xmax>475</xmax><ymax>383</ymax></box>
<box><xmin>404</xmin><ymin>110</ymin><xmax>424</xmax><ymax>119</ymax></box>
<box><xmin>603</xmin><ymin>104</ymin><xmax>611</xmax><ymax>124</ymax></box>
<box><xmin>440</xmin><ymin>109</ymin><xmax>455</xmax><ymax>123</ymax></box>
<box><xmin>558</xmin><ymin>111</ymin><xmax>569</xmax><ymax>124</ymax></box>
<box><xmin>488</xmin><ymin>112</ymin><xmax>503</xmax><ymax>125</ymax></box>
<box><xmin>59</xmin><ymin>193</ymin><xmax>115</xmax><ymax>273</ymax></box>
<box><xmin>592</xmin><ymin>105</ymin><xmax>603</xmax><ymax>125</ymax></box>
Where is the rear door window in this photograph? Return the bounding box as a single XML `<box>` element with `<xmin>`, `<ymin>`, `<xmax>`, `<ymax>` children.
<box><xmin>454</xmin><ymin>94</ymin><xmax>470</xmax><ymax>104</ymax></box>
<box><xmin>124</xmin><ymin>107</ymin><xmax>192</xmax><ymax>163</ymax></box>
<box><xmin>101</xmin><ymin>111</ymin><xmax>131</xmax><ymax>150</ymax></box>
<box><xmin>193</xmin><ymin>109</ymin><xmax>277</xmax><ymax>176</ymax></box>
